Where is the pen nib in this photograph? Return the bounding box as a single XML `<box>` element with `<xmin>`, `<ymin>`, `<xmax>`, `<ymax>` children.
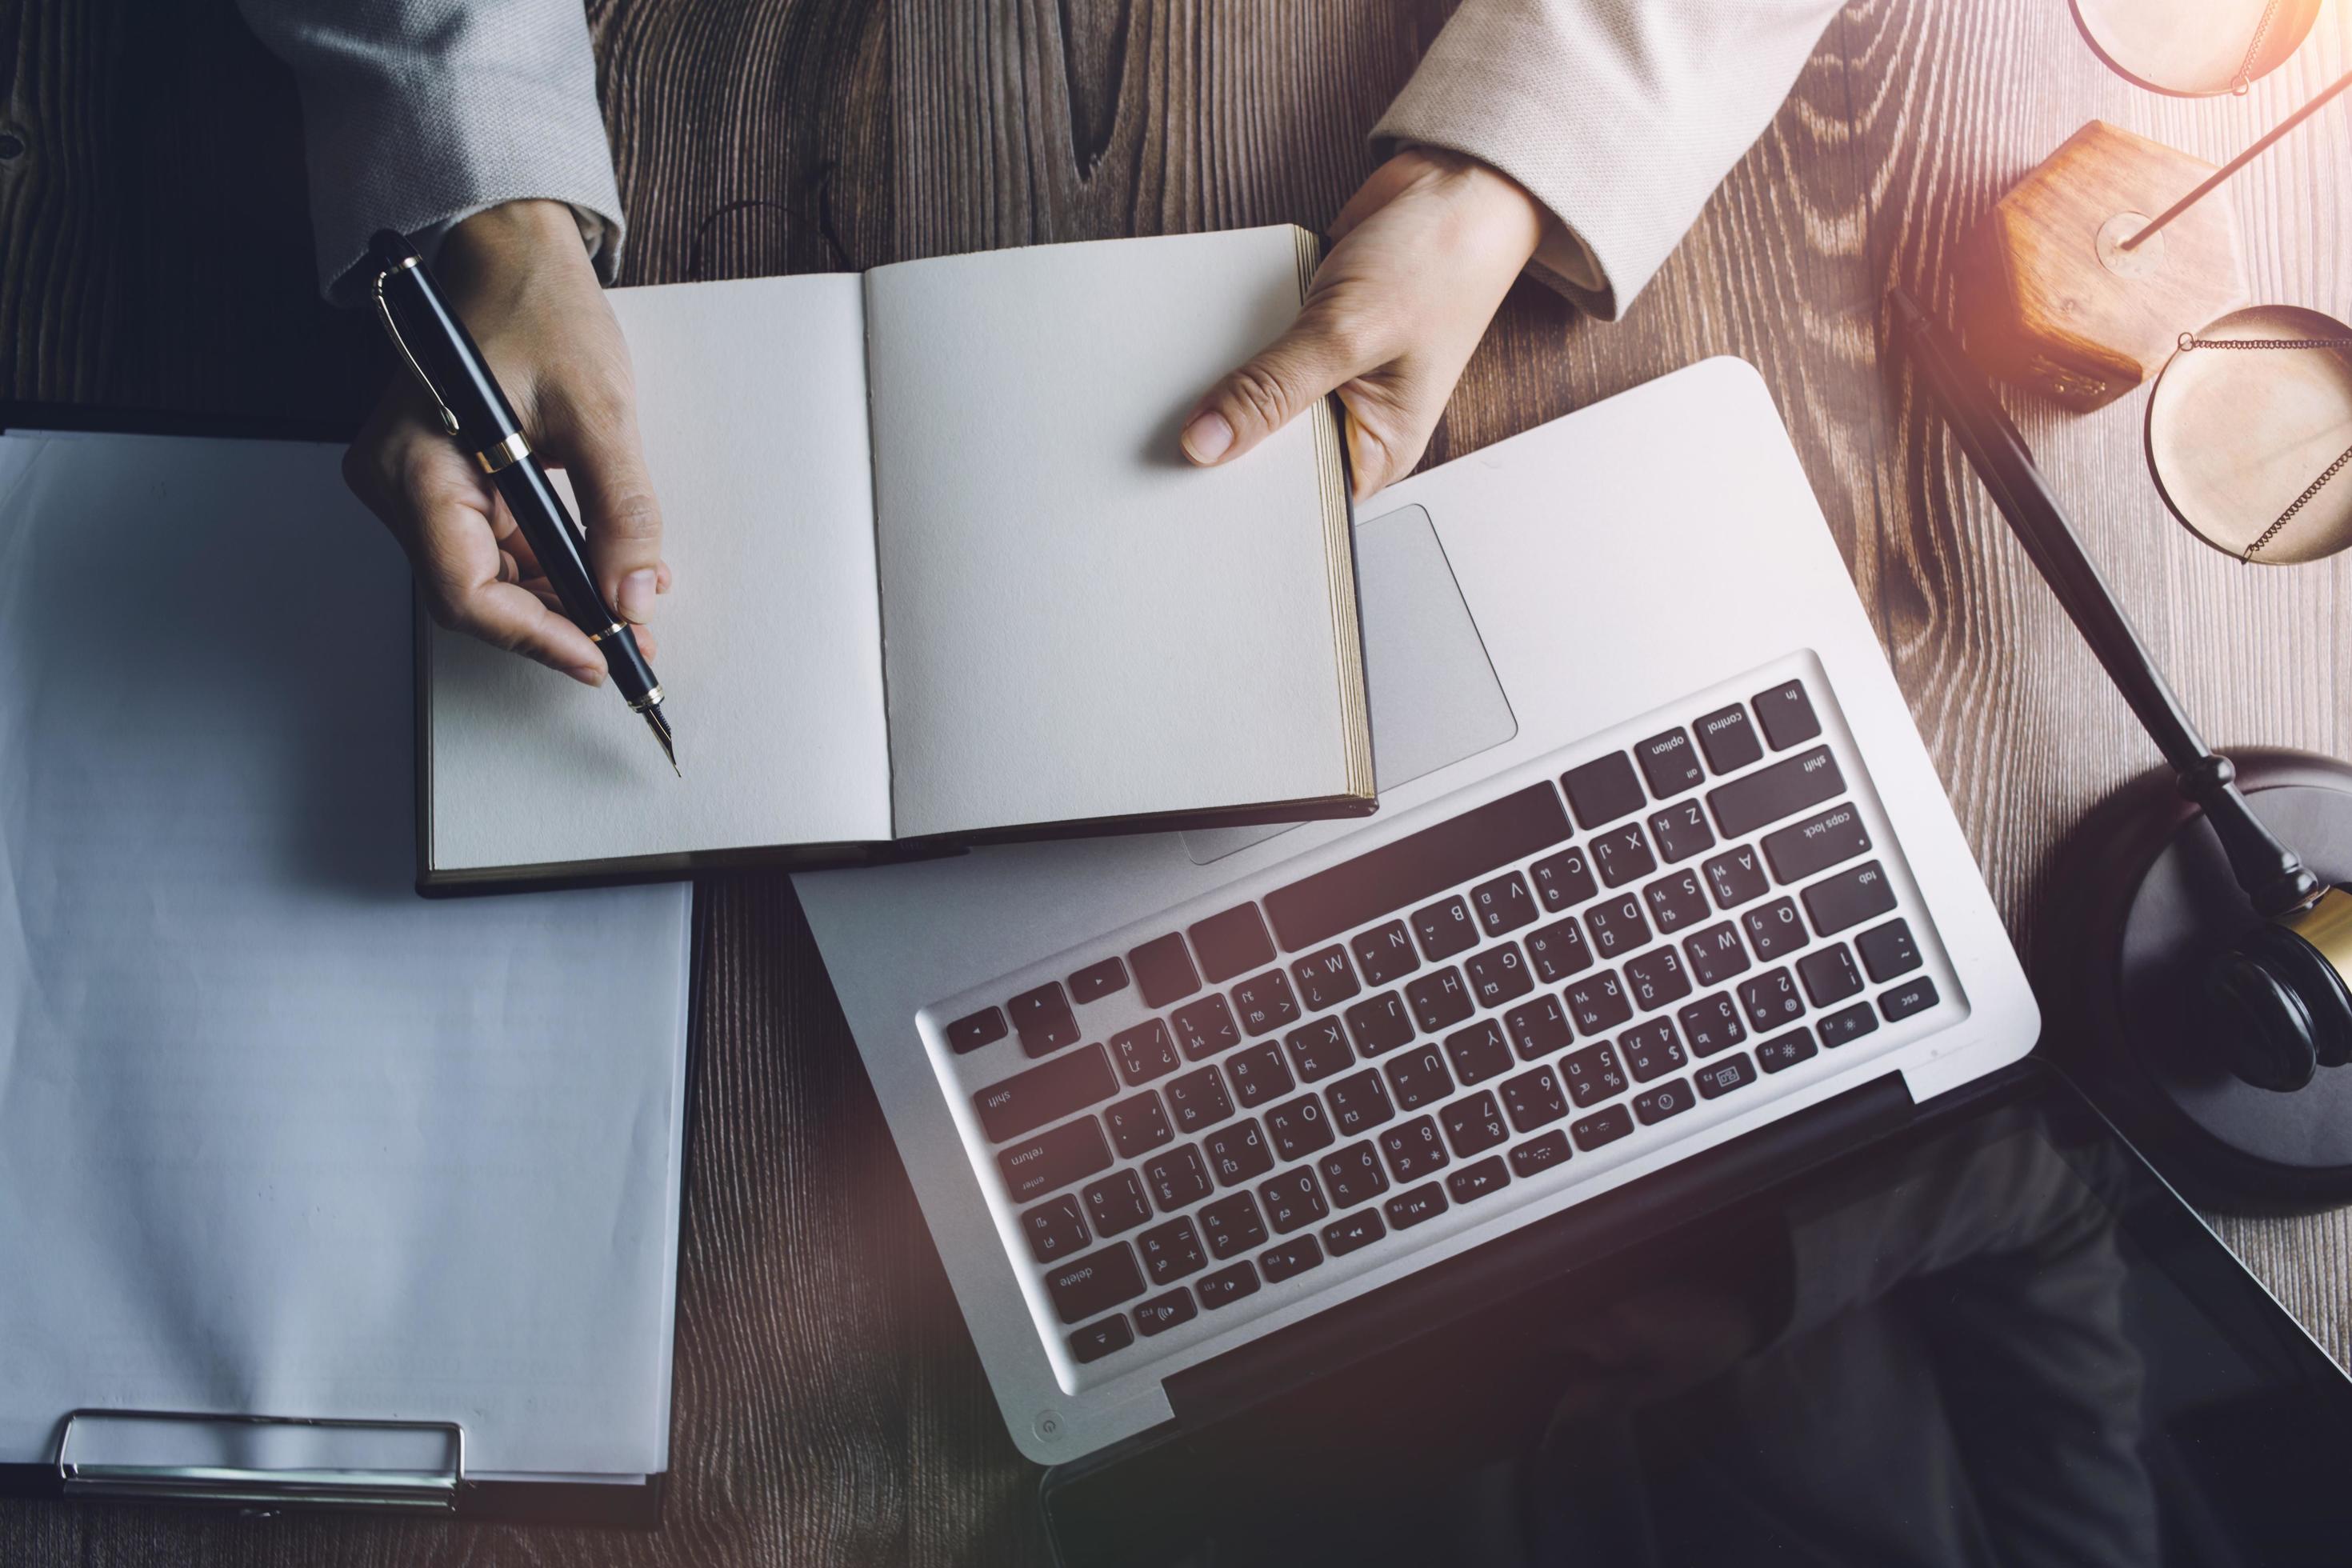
<box><xmin>642</xmin><ymin>704</ymin><xmax>680</xmax><ymax>778</ymax></box>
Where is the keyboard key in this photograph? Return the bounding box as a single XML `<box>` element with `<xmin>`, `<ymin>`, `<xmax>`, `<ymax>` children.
<box><xmin>1703</xmin><ymin>845</ymin><xmax>1771</xmax><ymax>909</ymax></box>
<box><xmin>1022</xmin><ymin>1194</ymin><xmax>1090</xmax><ymax>1265</ymax></box>
<box><xmin>1590</xmin><ymin>822</ymin><xmax>1658</xmax><ymax>888</ymax></box>
<box><xmin>1384</xmin><ymin>1182</ymin><xmax>1449</xmax><ymax>1230</ymax></box>
<box><xmin>1009</xmin><ymin>982</ymin><xmax>1080</xmax><ymax>1057</ymax></box>
<box><xmin>1190</xmin><ymin>903</ymin><xmax>1275</xmax><ymax>984</ymax></box>
<box><xmin>1130</xmin><ymin>933</ymin><xmax>1201</xmax><ymax>1008</ymax></box>
<box><xmin>975</xmin><ymin>1042</ymin><xmax>1118</xmax><ymax>1143</ymax></box>
<box><xmin>1683</xmin><ymin>922</ymin><xmax>1751</xmax><ymax>987</ymax></box>
<box><xmin>1565</xmin><ymin>969</ymin><xmax>1633</xmax><ymax>1035</ymax></box>
<box><xmin>1635</xmin><ymin>727</ymin><xmax>1706</xmax><ymax>798</ymax></box>
<box><xmin>1318</xmin><ymin>1140</ymin><xmax>1390</xmax><ymax>1207</ymax></box>
<box><xmin>1709</xmin><ymin>745</ymin><xmax>1845</xmax><ymax>838</ymax></box>
<box><xmin>1104</xmin><ymin>1091</ymin><xmax>1174</xmax><ymax>1159</ymax></box>
<box><xmin>1856</xmin><ymin>918</ymin><xmax>1922</xmax><ymax>982</ymax></box>
<box><xmin>1196</xmin><ymin>1261</ymin><xmax>1261</xmax><ymax>1308</ymax></box>
<box><xmin>1230</xmin><ymin>970</ymin><xmax>1300</xmax><ymax>1037</ymax></box>
<box><xmin>1379</xmin><ymin>1114</ymin><xmax>1451</xmax><ymax>1180</ymax></box>
<box><xmin>1324</xmin><ymin>1070</ymin><xmax>1396</xmax><ymax>1137</ymax></box>
<box><xmin>1648</xmin><ymin>799</ymin><xmax>1718</xmax><ymax>864</ymax></box>
<box><xmin>1818</xmin><ymin>1001</ymin><xmax>1879</xmax><ymax>1046</ymax></box>
<box><xmin>1322</xmin><ymin>1209</ymin><xmax>1386</xmax><ymax>1256</ymax></box>
<box><xmin>1742</xmin><ymin>897</ymin><xmax>1810</xmax><ymax>961</ymax></box>
<box><xmin>1164</xmin><ymin>1066</ymin><xmax>1234</xmax><ymax>1134</ymax></box>
<box><xmin>1632</xmin><ymin>1078</ymin><xmax>1694</xmax><ymax>1125</ymax></box>
<box><xmin>1263</xmin><ymin>1093</ymin><xmax>1336</xmax><ymax>1162</ymax></box>
<box><xmin>1623</xmin><ymin>946</ymin><xmax>1693</xmax><ymax>1011</ymax></box>
<box><xmin>1070</xmin><ymin>1316</ymin><xmax>1134</xmax><ymax>1363</ymax></box>
<box><xmin>1265</xmin><ymin>782</ymin><xmax>1572</xmax><ymax>952</ymax></box>
<box><xmin>1083</xmin><ymin>1170</ymin><xmax>1154</xmax><ymax>1236</ymax></box>
<box><xmin>1804</xmin><ymin>860</ymin><xmax>1898</xmax><ymax>936</ymax></box>
<box><xmin>1618</xmin><ymin>1018</ymin><xmax>1687</xmax><ymax>1082</ymax></box>
<box><xmin>1570</xmin><ymin>1104</ymin><xmax>1635</xmax><ymax>1150</ymax></box>
<box><xmin>1411</xmin><ymin>894</ymin><xmax>1480</xmax><ymax>961</ymax></box>
<box><xmin>1737</xmin><ymin>968</ymin><xmax>1806</xmax><ymax>1033</ymax></box>
<box><xmin>1282</xmin><ymin>1018</ymin><xmax>1354</xmax><ymax>1082</ymax></box>
<box><xmin>1198</xmin><ymin>1191</ymin><xmax>1268</xmax><ymax>1258</ymax></box>
<box><xmin>1510</xmin><ymin>1130</ymin><xmax>1573</xmax><ymax>1177</ymax></box>
<box><xmin>946</xmin><ymin>1007</ymin><xmax>1007</xmax><ymax>1054</ymax></box>
<box><xmin>1756</xmin><ymin>1026</ymin><xmax>1819</xmax><ymax>1073</ymax></box>
<box><xmin>1442</xmin><ymin>1020</ymin><xmax>1513</xmax><ymax>1086</ymax></box>
<box><xmin>1753</xmin><ymin>679</ymin><xmax>1822</xmax><ymax>750</ymax></box>
<box><xmin>1693</xmin><ymin>1053</ymin><xmax>1757</xmax><ymax>1098</ymax></box>
<box><xmin>1643</xmin><ymin>869</ymin><xmax>1710</xmax><ymax>934</ymax></box>
<box><xmin>1110</xmin><ymin>1019</ymin><xmax>1182</xmax><ymax>1085</ymax></box>
<box><xmin>1202</xmin><ymin>1118</ymin><xmax>1274</xmax><ymax>1187</ymax></box>
<box><xmin>1446</xmin><ymin>1155</ymin><xmax>1511</xmax><ymax>1204</ymax></box>
<box><xmin>1172</xmin><ymin>994</ymin><xmax>1242</xmax><ymax>1060</ymax></box>
<box><xmin>1470</xmin><ymin>872</ymin><xmax>1539</xmax><ymax>937</ymax></box>
<box><xmin>1499</xmin><ymin>1067</ymin><xmax>1570</xmax><ymax>1132</ymax></box>
<box><xmin>1585</xmin><ymin>893</ymin><xmax>1651</xmax><ymax>958</ymax></box>
<box><xmin>1046</xmin><ymin>1243</ymin><xmax>1146</xmax><ymax>1324</ymax></box>
<box><xmin>1350</xmin><ymin>920</ymin><xmax>1422</xmax><ymax>986</ymax></box>
<box><xmin>1142</xmin><ymin>1146</ymin><xmax>1213</xmax><ymax>1212</ymax></box>
<box><xmin>1224</xmin><ymin>1042</ymin><xmax>1294</xmax><ymax>1108</ymax></box>
<box><xmin>1761</xmin><ymin>802</ymin><xmax>1871</xmax><ymax>884</ymax></box>
<box><xmin>1256</xmin><ymin>1168</ymin><xmax>1328</xmax><ymax>1234</ymax></box>
<box><xmin>1464</xmin><ymin>944</ymin><xmax>1534</xmax><ymax>1008</ymax></box>
<box><xmin>997</xmin><ymin>1114</ymin><xmax>1114</xmax><ymax>1203</ymax></box>
<box><xmin>1439</xmin><ymin>1090</ymin><xmax>1509</xmax><ymax>1157</ymax></box>
<box><xmin>1796</xmin><ymin>944</ymin><xmax>1863</xmax><ymax>1007</ymax></box>
<box><xmin>1529</xmin><ymin>846</ymin><xmax>1598</xmax><ymax>913</ymax></box>
<box><xmin>1503</xmin><ymin>995</ymin><xmax>1574</xmax><ymax>1059</ymax></box>
<box><xmin>1524</xmin><ymin>918</ymin><xmax>1594</xmax><ymax>982</ymax></box>
<box><xmin>1562</xmin><ymin>752</ymin><xmax>1646</xmax><ymax>829</ymax></box>
<box><xmin>1134</xmin><ymin>1289</ymin><xmax>1197</xmax><ymax>1336</ymax></box>
<box><xmin>1290</xmin><ymin>945</ymin><xmax>1361</xmax><ymax>1011</ymax></box>
<box><xmin>1560</xmin><ymin>1042</ymin><xmax>1627</xmax><ymax>1106</ymax></box>
<box><xmin>1678</xmin><ymin>993</ymin><xmax>1748</xmax><ymax>1058</ymax></box>
<box><xmin>1344</xmin><ymin>990</ymin><xmax>1416</xmax><ymax>1056</ymax></box>
<box><xmin>1695</xmin><ymin>702</ymin><xmax>1763</xmax><ymax>774</ymax></box>
<box><xmin>1259</xmin><ymin>1234</ymin><xmax>1325</xmax><ymax>1282</ymax></box>
<box><xmin>1136</xmin><ymin>1215</ymin><xmax>1206</xmax><ymax>1283</ymax></box>
<box><xmin>1405</xmin><ymin>967</ymin><xmax>1474</xmax><ymax>1033</ymax></box>
<box><xmin>1068</xmin><ymin>956</ymin><xmax>1129</xmax><ymax>1004</ymax></box>
<box><xmin>1880</xmin><ymin>977</ymin><xmax>1940</xmax><ymax>1021</ymax></box>
<box><xmin>1383</xmin><ymin>1046</ymin><xmax>1454</xmax><ymax>1112</ymax></box>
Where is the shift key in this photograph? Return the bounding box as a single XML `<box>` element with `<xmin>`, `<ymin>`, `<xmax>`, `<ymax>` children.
<box><xmin>1708</xmin><ymin>746</ymin><xmax>1845</xmax><ymax>838</ymax></box>
<box><xmin>974</xmin><ymin>1042</ymin><xmax>1117</xmax><ymax>1142</ymax></box>
<box><xmin>998</xmin><ymin>1117</ymin><xmax>1114</xmax><ymax>1203</ymax></box>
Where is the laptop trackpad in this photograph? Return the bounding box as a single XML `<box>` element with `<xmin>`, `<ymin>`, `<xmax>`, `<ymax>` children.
<box><xmin>1184</xmin><ymin>502</ymin><xmax>1517</xmax><ymax>865</ymax></box>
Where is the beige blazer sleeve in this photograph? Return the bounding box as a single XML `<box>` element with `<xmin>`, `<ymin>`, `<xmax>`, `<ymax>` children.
<box><xmin>237</xmin><ymin>0</ymin><xmax>626</xmax><ymax>304</ymax></box>
<box><xmin>1376</xmin><ymin>0</ymin><xmax>1844</xmax><ymax>318</ymax></box>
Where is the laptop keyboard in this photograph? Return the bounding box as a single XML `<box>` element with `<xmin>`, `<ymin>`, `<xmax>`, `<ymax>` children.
<box><xmin>928</xmin><ymin>669</ymin><xmax>1957</xmax><ymax>1378</ymax></box>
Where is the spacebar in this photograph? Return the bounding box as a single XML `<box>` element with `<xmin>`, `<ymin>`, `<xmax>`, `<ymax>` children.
<box><xmin>1265</xmin><ymin>782</ymin><xmax>1572</xmax><ymax>952</ymax></box>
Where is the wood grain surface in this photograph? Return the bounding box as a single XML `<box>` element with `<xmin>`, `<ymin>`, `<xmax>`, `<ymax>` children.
<box><xmin>3</xmin><ymin>0</ymin><xmax>2349</xmax><ymax>1562</ymax></box>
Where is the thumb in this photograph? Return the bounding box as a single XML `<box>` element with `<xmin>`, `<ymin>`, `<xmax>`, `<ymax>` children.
<box><xmin>1181</xmin><ymin>302</ymin><xmax>1385</xmax><ymax>470</ymax></box>
<box><xmin>544</xmin><ymin>395</ymin><xmax>668</xmax><ymax>625</ymax></box>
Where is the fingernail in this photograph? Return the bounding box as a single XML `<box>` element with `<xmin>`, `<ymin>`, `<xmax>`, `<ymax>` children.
<box><xmin>570</xmin><ymin>663</ymin><xmax>606</xmax><ymax>687</ymax></box>
<box><xmin>1182</xmin><ymin>410</ymin><xmax>1234</xmax><ymax>464</ymax></box>
<box><xmin>618</xmin><ymin>568</ymin><xmax>658</xmax><ymax>622</ymax></box>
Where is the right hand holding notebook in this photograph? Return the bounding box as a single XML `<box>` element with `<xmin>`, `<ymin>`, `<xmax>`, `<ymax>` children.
<box><xmin>344</xmin><ymin>199</ymin><xmax>671</xmax><ymax>686</ymax></box>
<box><xmin>1181</xmin><ymin>150</ymin><xmax>1545</xmax><ymax>501</ymax></box>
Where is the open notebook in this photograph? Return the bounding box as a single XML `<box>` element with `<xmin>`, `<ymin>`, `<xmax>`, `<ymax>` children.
<box><xmin>425</xmin><ymin>224</ymin><xmax>1372</xmax><ymax>890</ymax></box>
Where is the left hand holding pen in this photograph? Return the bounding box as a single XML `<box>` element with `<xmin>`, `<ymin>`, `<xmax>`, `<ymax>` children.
<box><xmin>1181</xmin><ymin>149</ymin><xmax>1546</xmax><ymax>501</ymax></box>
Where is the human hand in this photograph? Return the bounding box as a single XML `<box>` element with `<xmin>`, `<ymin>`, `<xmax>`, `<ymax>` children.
<box><xmin>1181</xmin><ymin>149</ymin><xmax>1546</xmax><ymax>501</ymax></box>
<box><xmin>344</xmin><ymin>199</ymin><xmax>669</xmax><ymax>685</ymax></box>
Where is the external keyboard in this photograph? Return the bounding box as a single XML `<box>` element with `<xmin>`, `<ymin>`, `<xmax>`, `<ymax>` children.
<box><xmin>924</xmin><ymin>663</ymin><xmax>1959</xmax><ymax>1382</ymax></box>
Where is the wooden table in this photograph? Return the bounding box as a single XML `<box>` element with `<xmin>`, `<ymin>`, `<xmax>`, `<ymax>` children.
<box><xmin>6</xmin><ymin>0</ymin><xmax>2350</xmax><ymax>1561</ymax></box>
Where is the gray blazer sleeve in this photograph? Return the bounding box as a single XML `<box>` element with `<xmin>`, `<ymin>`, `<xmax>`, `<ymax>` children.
<box><xmin>237</xmin><ymin>0</ymin><xmax>627</xmax><ymax>305</ymax></box>
<box><xmin>1375</xmin><ymin>0</ymin><xmax>1843</xmax><ymax>318</ymax></box>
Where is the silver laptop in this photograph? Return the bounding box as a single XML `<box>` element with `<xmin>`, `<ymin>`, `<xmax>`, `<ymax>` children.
<box><xmin>794</xmin><ymin>357</ymin><xmax>2039</xmax><ymax>1466</ymax></box>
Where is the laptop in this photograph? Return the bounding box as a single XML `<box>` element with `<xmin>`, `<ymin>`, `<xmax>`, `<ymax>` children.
<box><xmin>792</xmin><ymin>357</ymin><xmax>2044</xmax><ymax>1467</ymax></box>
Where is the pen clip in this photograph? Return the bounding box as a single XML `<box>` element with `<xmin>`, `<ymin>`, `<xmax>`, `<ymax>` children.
<box><xmin>370</xmin><ymin>261</ymin><xmax>462</xmax><ymax>437</ymax></box>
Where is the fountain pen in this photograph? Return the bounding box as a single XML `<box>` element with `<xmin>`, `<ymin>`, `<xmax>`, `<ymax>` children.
<box><xmin>365</xmin><ymin>229</ymin><xmax>678</xmax><ymax>776</ymax></box>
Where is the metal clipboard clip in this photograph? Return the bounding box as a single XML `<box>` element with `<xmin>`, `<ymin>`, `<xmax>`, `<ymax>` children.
<box><xmin>55</xmin><ymin>1408</ymin><xmax>465</xmax><ymax>1512</ymax></box>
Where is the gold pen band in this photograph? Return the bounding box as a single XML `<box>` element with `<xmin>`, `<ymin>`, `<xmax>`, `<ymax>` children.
<box><xmin>628</xmin><ymin>685</ymin><xmax>665</xmax><ymax>713</ymax></box>
<box><xmin>474</xmin><ymin>431</ymin><xmax>533</xmax><ymax>474</ymax></box>
<box><xmin>586</xmin><ymin>621</ymin><xmax>626</xmax><ymax>644</ymax></box>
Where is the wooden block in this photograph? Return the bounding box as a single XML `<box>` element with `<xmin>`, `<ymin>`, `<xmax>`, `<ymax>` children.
<box><xmin>1960</xmin><ymin>121</ymin><xmax>2249</xmax><ymax>410</ymax></box>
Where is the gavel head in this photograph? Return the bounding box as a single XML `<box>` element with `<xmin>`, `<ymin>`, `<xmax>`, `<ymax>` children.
<box><xmin>2202</xmin><ymin>885</ymin><xmax>2352</xmax><ymax>1091</ymax></box>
